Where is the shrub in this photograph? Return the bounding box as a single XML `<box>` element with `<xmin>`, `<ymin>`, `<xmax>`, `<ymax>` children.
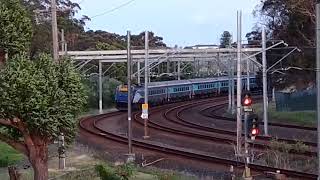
<box><xmin>95</xmin><ymin>164</ymin><xmax>120</xmax><ymax>180</ymax></box>
<box><xmin>95</xmin><ymin>163</ymin><xmax>135</xmax><ymax>180</ymax></box>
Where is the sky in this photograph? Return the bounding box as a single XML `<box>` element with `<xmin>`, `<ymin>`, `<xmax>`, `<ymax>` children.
<box><xmin>73</xmin><ymin>0</ymin><xmax>260</xmax><ymax>47</ymax></box>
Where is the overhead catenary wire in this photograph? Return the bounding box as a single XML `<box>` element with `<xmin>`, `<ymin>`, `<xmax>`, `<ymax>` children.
<box><xmin>90</xmin><ymin>0</ymin><xmax>136</xmax><ymax>19</ymax></box>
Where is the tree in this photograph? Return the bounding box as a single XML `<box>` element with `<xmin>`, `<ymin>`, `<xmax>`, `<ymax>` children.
<box><xmin>246</xmin><ymin>0</ymin><xmax>317</xmax><ymax>89</ymax></box>
<box><xmin>0</xmin><ymin>0</ymin><xmax>32</xmax><ymax>58</ymax></box>
<box><xmin>255</xmin><ymin>0</ymin><xmax>315</xmax><ymax>47</ymax></box>
<box><xmin>0</xmin><ymin>54</ymin><xmax>87</xmax><ymax>180</ymax></box>
<box><xmin>219</xmin><ymin>31</ymin><xmax>232</xmax><ymax>48</ymax></box>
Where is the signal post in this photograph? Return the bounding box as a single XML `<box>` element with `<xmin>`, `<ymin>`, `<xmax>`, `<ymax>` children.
<box><xmin>142</xmin><ymin>31</ymin><xmax>150</xmax><ymax>139</ymax></box>
<box><xmin>242</xmin><ymin>92</ymin><xmax>259</xmax><ymax>180</ymax></box>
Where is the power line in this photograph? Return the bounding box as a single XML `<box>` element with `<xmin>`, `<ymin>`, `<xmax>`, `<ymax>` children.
<box><xmin>90</xmin><ymin>0</ymin><xmax>136</xmax><ymax>19</ymax></box>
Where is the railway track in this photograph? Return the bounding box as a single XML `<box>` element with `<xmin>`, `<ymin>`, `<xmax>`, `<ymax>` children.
<box><xmin>201</xmin><ymin>104</ymin><xmax>317</xmax><ymax>131</ymax></box>
<box><xmin>170</xmin><ymin>99</ymin><xmax>317</xmax><ymax>147</ymax></box>
<box><xmin>131</xmin><ymin>97</ymin><xmax>316</xmax><ymax>156</ymax></box>
<box><xmin>79</xmin><ymin>110</ymin><xmax>318</xmax><ymax>179</ymax></box>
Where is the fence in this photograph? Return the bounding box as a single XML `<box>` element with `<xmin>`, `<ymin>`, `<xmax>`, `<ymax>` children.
<box><xmin>275</xmin><ymin>88</ymin><xmax>316</xmax><ymax>111</ymax></box>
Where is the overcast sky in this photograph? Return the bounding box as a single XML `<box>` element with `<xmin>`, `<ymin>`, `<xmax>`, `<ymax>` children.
<box><xmin>73</xmin><ymin>0</ymin><xmax>260</xmax><ymax>47</ymax></box>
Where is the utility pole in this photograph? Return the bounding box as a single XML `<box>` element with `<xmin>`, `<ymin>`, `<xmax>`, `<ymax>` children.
<box><xmin>137</xmin><ymin>60</ymin><xmax>141</xmax><ymax>85</ymax></box>
<box><xmin>60</xmin><ymin>29</ymin><xmax>68</xmax><ymax>55</ymax></box>
<box><xmin>231</xmin><ymin>55</ymin><xmax>235</xmax><ymax>114</ymax></box>
<box><xmin>127</xmin><ymin>31</ymin><xmax>134</xmax><ymax>161</ymax></box>
<box><xmin>99</xmin><ymin>61</ymin><xmax>103</xmax><ymax>114</ymax></box>
<box><xmin>228</xmin><ymin>57</ymin><xmax>232</xmax><ymax>112</ymax></box>
<box><xmin>58</xmin><ymin>133</ymin><xmax>66</xmax><ymax>170</ymax></box>
<box><xmin>61</xmin><ymin>29</ymin><xmax>65</xmax><ymax>53</ymax></box>
<box><xmin>316</xmin><ymin>3</ymin><xmax>320</xmax><ymax>179</ymax></box>
<box><xmin>178</xmin><ymin>59</ymin><xmax>181</xmax><ymax>80</ymax></box>
<box><xmin>262</xmin><ymin>27</ymin><xmax>269</xmax><ymax>136</ymax></box>
<box><xmin>51</xmin><ymin>0</ymin><xmax>59</xmax><ymax>62</ymax></box>
<box><xmin>143</xmin><ymin>31</ymin><xmax>150</xmax><ymax>139</ymax></box>
<box><xmin>246</xmin><ymin>58</ymin><xmax>250</xmax><ymax>91</ymax></box>
<box><xmin>236</xmin><ymin>11</ymin><xmax>243</xmax><ymax>156</ymax></box>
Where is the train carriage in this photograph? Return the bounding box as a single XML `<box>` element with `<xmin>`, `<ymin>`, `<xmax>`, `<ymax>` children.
<box><xmin>191</xmin><ymin>78</ymin><xmax>220</xmax><ymax>97</ymax></box>
<box><xmin>115</xmin><ymin>75</ymin><xmax>260</xmax><ymax>111</ymax></box>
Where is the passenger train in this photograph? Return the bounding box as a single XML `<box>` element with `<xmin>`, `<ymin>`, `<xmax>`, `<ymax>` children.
<box><xmin>115</xmin><ymin>76</ymin><xmax>260</xmax><ymax>111</ymax></box>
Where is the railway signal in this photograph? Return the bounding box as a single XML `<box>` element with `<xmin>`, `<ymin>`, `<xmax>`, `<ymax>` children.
<box><xmin>248</xmin><ymin>114</ymin><xmax>259</xmax><ymax>140</ymax></box>
<box><xmin>241</xmin><ymin>91</ymin><xmax>255</xmax><ymax>179</ymax></box>
<box><xmin>242</xmin><ymin>92</ymin><xmax>253</xmax><ymax>111</ymax></box>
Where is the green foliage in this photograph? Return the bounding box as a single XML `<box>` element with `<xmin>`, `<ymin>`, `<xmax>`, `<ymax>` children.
<box><xmin>156</xmin><ymin>172</ymin><xmax>180</xmax><ymax>180</ymax></box>
<box><xmin>219</xmin><ymin>31</ymin><xmax>232</xmax><ymax>48</ymax></box>
<box><xmin>0</xmin><ymin>142</ymin><xmax>23</xmax><ymax>167</ymax></box>
<box><xmin>247</xmin><ymin>0</ymin><xmax>316</xmax><ymax>89</ymax></box>
<box><xmin>21</xmin><ymin>0</ymin><xmax>87</xmax><ymax>57</ymax></box>
<box><xmin>96</xmin><ymin>42</ymin><xmax>125</xmax><ymax>51</ymax></box>
<box><xmin>115</xmin><ymin>163</ymin><xmax>135</xmax><ymax>180</ymax></box>
<box><xmin>252</xmin><ymin>102</ymin><xmax>316</xmax><ymax>127</ymax></box>
<box><xmin>83</xmin><ymin>76</ymin><xmax>121</xmax><ymax>110</ymax></box>
<box><xmin>153</xmin><ymin>171</ymin><xmax>196</xmax><ymax>180</ymax></box>
<box><xmin>54</xmin><ymin>167</ymin><xmax>99</xmax><ymax>180</ymax></box>
<box><xmin>0</xmin><ymin>0</ymin><xmax>32</xmax><ymax>55</ymax></box>
<box><xmin>95</xmin><ymin>163</ymin><xmax>135</xmax><ymax>180</ymax></box>
<box><xmin>95</xmin><ymin>164</ymin><xmax>121</xmax><ymax>180</ymax></box>
<box><xmin>0</xmin><ymin>54</ymin><xmax>87</xmax><ymax>143</ymax></box>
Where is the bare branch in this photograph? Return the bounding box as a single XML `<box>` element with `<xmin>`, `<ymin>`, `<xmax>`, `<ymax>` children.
<box><xmin>0</xmin><ymin>132</ymin><xmax>28</xmax><ymax>156</ymax></box>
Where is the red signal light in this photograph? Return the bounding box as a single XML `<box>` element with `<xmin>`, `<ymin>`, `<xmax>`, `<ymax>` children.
<box><xmin>251</xmin><ymin>128</ymin><xmax>259</xmax><ymax>136</ymax></box>
<box><xmin>243</xmin><ymin>97</ymin><xmax>252</xmax><ymax>106</ymax></box>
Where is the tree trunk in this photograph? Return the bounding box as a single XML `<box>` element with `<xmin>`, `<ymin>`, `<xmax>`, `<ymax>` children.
<box><xmin>29</xmin><ymin>142</ymin><xmax>49</xmax><ymax>180</ymax></box>
<box><xmin>8</xmin><ymin>166</ymin><xmax>21</xmax><ymax>180</ymax></box>
<box><xmin>33</xmin><ymin>160</ymin><xmax>48</xmax><ymax>180</ymax></box>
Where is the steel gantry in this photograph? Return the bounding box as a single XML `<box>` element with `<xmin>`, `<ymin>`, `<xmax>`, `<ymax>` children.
<box><xmin>59</xmin><ymin>46</ymin><xmax>262</xmax><ymax>113</ymax></box>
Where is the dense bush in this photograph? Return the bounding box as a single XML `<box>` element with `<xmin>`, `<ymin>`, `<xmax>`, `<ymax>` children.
<box><xmin>95</xmin><ymin>163</ymin><xmax>135</xmax><ymax>180</ymax></box>
<box><xmin>83</xmin><ymin>76</ymin><xmax>121</xmax><ymax>110</ymax></box>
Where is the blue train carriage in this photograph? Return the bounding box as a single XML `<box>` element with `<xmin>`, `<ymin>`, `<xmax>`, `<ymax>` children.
<box><xmin>132</xmin><ymin>83</ymin><xmax>168</xmax><ymax>107</ymax></box>
<box><xmin>135</xmin><ymin>80</ymin><xmax>193</xmax><ymax>104</ymax></box>
<box><xmin>190</xmin><ymin>78</ymin><xmax>220</xmax><ymax>98</ymax></box>
<box><xmin>116</xmin><ymin>75</ymin><xmax>259</xmax><ymax>111</ymax></box>
<box><xmin>230</xmin><ymin>76</ymin><xmax>258</xmax><ymax>91</ymax></box>
<box><xmin>217</xmin><ymin>77</ymin><xmax>230</xmax><ymax>94</ymax></box>
<box><xmin>148</xmin><ymin>83</ymin><xmax>168</xmax><ymax>105</ymax></box>
<box><xmin>166</xmin><ymin>80</ymin><xmax>192</xmax><ymax>101</ymax></box>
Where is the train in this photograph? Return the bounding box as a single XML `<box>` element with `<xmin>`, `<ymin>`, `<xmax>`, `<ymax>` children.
<box><xmin>115</xmin><ymin>75</ymin><xmax>260</xmax><ymax>111</ymax></box>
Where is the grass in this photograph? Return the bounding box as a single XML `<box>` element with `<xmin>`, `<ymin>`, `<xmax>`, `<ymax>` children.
<box><xmin>252</xmin><ymin>102</ymin><xmax>316</xmax><ymax>127</ymax></box>
<box><xmin>0</xmin><ymin>142</ymin><xmax>23</xmax><ymax>167</ymax></box>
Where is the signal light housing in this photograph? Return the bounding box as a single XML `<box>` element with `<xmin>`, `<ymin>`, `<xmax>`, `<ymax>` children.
<box><xmin>242</xmin><ymin>92</ymin><xmax>252</xmax><ymax>106</ymax></box>
<box><xmin>247</xmin><ymin>114</ymin><xmax>259</xmax><ymax>140</ymax></box>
